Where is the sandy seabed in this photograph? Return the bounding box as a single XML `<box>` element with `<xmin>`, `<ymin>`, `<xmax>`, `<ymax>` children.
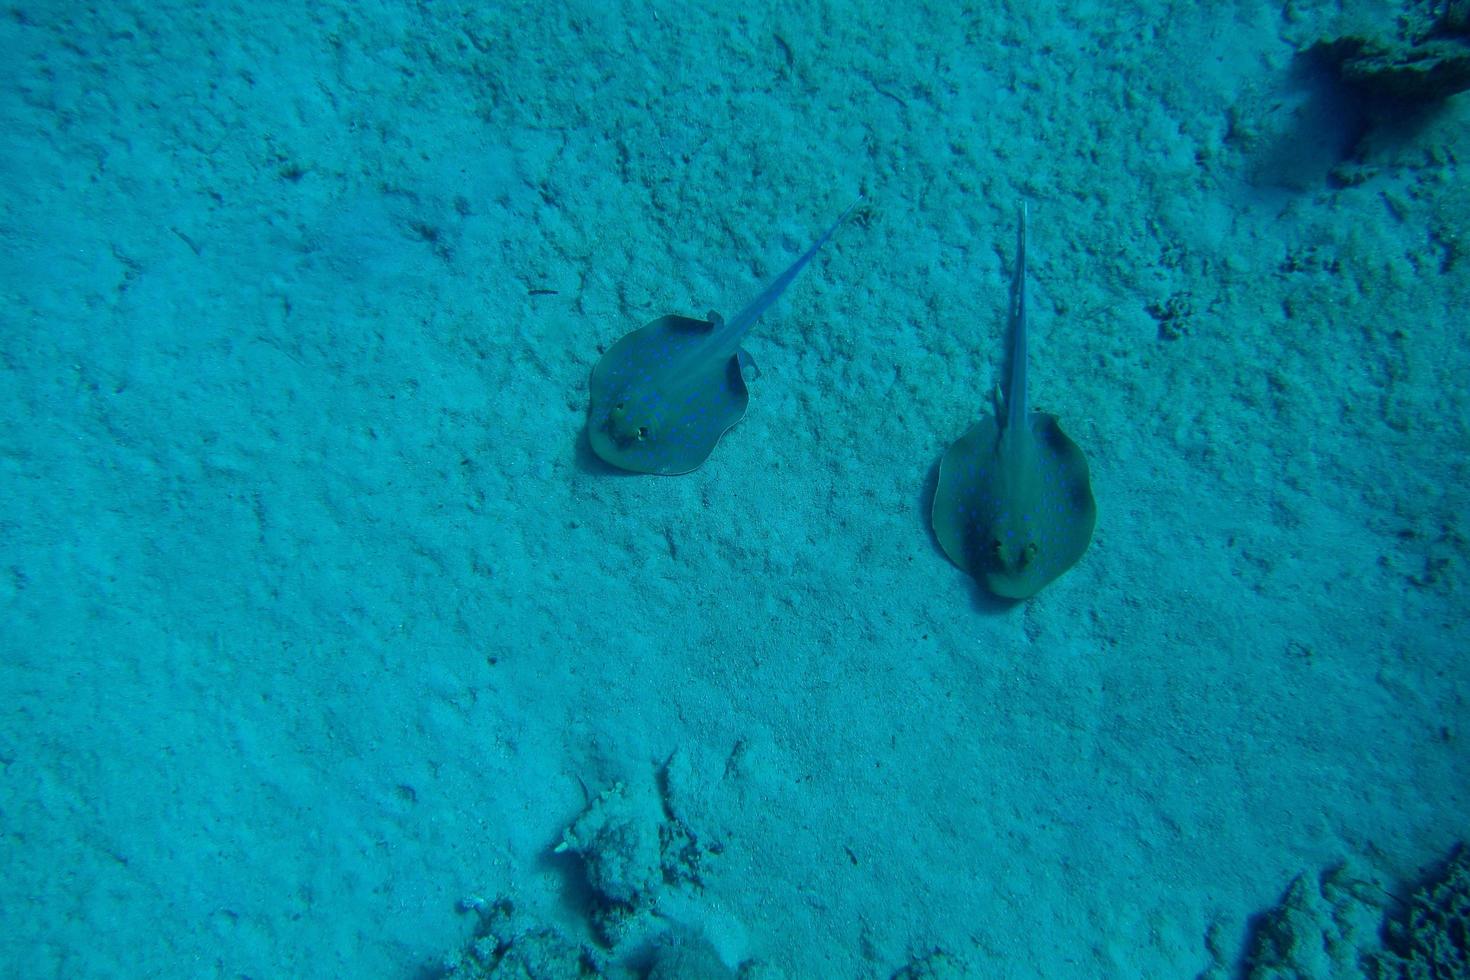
<box><xmin>1</xmin><ymin>1</ymin><xmax>1466</xmax><ymax>976</ymax></box>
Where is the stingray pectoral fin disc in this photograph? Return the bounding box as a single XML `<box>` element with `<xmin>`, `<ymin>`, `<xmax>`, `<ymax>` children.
<box><xmin>931</xmin><ymin>413</ymin><xmax>1095</xmax><ymax>598</ymax></box>
<box><xmin>586</xmin><ymin>315</ymin><xmax>749</xmax><ymax>475</ymax></box>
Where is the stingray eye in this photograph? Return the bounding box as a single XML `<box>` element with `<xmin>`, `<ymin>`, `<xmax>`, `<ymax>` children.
<box><xmin>636</xmin><ymin>425</ymin><xmax>650</xmax><ymax>441</ymax></box>
<box><xmin>1022</xmin><ymin>542</ymin><xmax>1039</xmax><ymax>565</ymax></box>
<box><xmin>990</xmin><ymin>538</ymin><xmax>1004</xmax><ymax>557</ymax></box>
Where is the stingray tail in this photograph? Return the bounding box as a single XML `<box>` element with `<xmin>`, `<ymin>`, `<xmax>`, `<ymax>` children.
<box><xmin>1004</xmin><ymin>200</ymin><xmax>1029</xmax><ymax>433</ymax></box>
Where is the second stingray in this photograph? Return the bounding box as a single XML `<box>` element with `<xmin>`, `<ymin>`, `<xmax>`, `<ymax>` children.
<box><xmin>932</xmin><ymin>203</ymin><xmax>1096</xmax><ymax>599</ymax></box>
<box><xmin>587</xmin><ymin>201</ymin><xmax>857</xmax><ymax>475</ymax></box>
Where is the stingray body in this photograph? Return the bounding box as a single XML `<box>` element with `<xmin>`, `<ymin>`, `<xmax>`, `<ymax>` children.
<box><xmin>931</xmin><ymin>203</ymin><xmax>1095</xmax><ymax>598</ymax></box>
<box><xmin>587</xmin><ymin>202</ymin><xmax>856</xmax><ymax>475</ymax></box>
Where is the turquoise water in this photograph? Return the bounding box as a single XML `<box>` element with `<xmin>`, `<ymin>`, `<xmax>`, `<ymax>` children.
<box><xmin>2</xmin><ymin>2</ymin><xmax>1466</xmax><ymax>976</ymax></box>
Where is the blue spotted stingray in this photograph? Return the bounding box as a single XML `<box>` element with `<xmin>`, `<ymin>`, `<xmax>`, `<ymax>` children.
<box><xmin>587</xmin><ymin>201</ymin><xmax>857</xmax><ymax>475</ymax></box>
<box><xmin>932</xmin><ymin>203</ymin><xmax>1096</xmax><ymax>598</ymax></box>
